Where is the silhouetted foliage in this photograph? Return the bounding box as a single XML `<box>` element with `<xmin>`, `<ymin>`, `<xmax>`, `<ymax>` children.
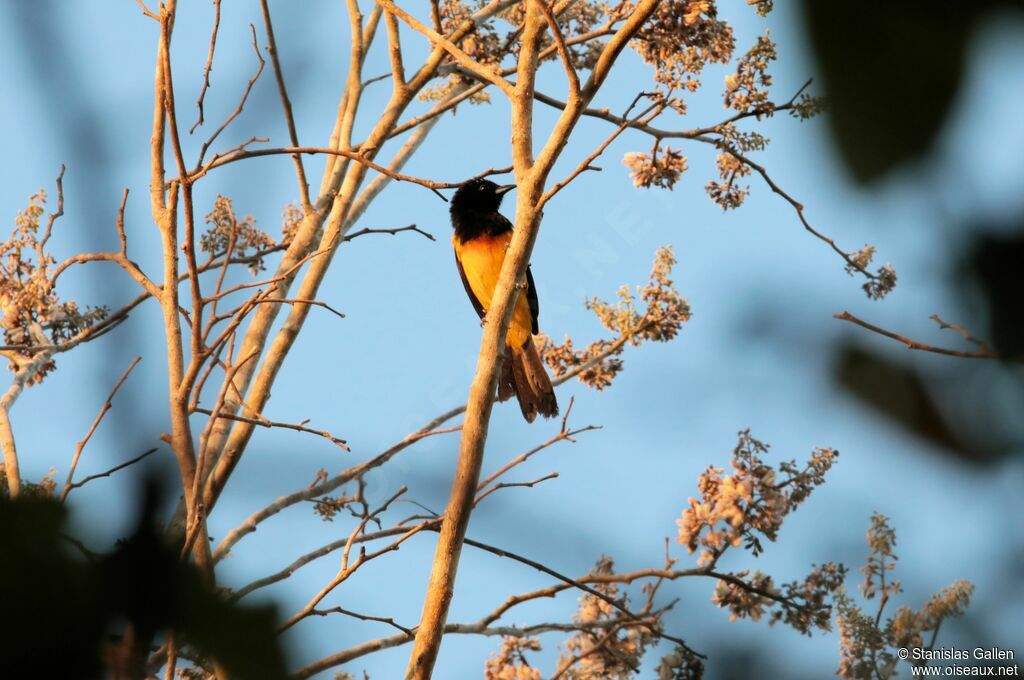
<box><xmin>0</xmin><ymin>482</ymin><xmax>287</xmax><ymax>679</ymax></box>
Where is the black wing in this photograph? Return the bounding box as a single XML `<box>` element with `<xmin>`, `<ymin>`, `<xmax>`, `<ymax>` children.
<box><xmin>526</xmin><ymin>265</ymin><xmax>539</xmax><ymax>334</ymax></box>
<box><xmin>455</xmin><ymin>251</ymin><xmax>486</xmax><ymax>320</ymax></box>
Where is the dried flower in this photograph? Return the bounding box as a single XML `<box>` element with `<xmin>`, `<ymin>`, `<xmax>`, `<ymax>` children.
<box><xmin>657</xmin><ymin>646</ymin><xmax>704</xmax><ymax>679</ymax></box>
<box><xmin>790</xmin><ymin>93</ymin><xmax>826</xmax><ymax>120</ymax></box>
<box><xmin>863</xmin><ymin>263</ymin><xmax>897</xmax><ymax>300</ymax></box>
<box><xmin>485</xmin><ymin>637</ymin><xmax>542</xmax><ymax>680</ymax></box>
<box><xmin>631</xmin><ymin>0</ymin><xmax>736</xmax><ymax>100</ymax></box>
<box><xmin>540</xmin><ymin>247</ymin><xmax>690</xmax><ymax>391</ymax></box>
<box><xmin>281</xmin><ymin>202</ymin><xmax>304</xmax><ymax>243</ymax></box>
<box><xmin>676</xmin><ymin>430</ymin><xmax>838</xmax><ymax>565</ymax></box>
<box><xmin>623</xmin><ymin>148</ymin><xmax>688</xmax><ymax>189</ymax></box>
<box><xmin>835</xmin><ymin>515</ymin><xmax>974</xmax><ymax>678</ymax></box>
<box><xmin>2</xmin><ymin>189</ymin><xmax>106</xmax><ymax>383</ymax></box>
<box><xmin>705</xmin><ymin>152</ymin><xmax>751</xmax><ymax>210</ymax></box>
<box><xmin>723</xmin><ymin>33</ymin><xmax>777</xmax><ymax>113</ymax></box>
<box><xmin>200</xmin><ymin>196</ymin><xmax>276</xmax><ymax>275</ymax></box>
<box><xmin>556</xmin><ymin>557</ymin><xmax>658</xmax><ymax>679</ymax></box>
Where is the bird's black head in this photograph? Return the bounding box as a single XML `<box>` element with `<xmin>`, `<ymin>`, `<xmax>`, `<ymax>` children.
<box><xmin>450</xmin><ymin>179</ymin><xmax>514</xmax><ymax>215</ymax></box>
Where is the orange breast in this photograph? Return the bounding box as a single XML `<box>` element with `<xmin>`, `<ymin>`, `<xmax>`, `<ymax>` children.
<box><xmin>453</xmin><ymin>232</ymin><xmax>533</xmax><ymax>348</ymax></box>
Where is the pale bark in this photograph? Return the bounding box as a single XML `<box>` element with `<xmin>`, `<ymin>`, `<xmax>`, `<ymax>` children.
<box><xmin>0</xmin><ymin>327</ymin><xmax>55</xmax><ymax>498</ymax></box>
<box><xmin>200</xmin><ymin>1</ymin><xmax>517</xmax><ymax>511</ymax></box>
<box><xmin>404</xmin><ymin>2</ymin><xmax>664</xmax><ymax>675</ymax></box>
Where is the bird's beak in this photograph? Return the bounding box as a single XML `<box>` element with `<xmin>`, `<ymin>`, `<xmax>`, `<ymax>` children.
<box><xmin>496</xmin><ymin>184</ymin><xmax>516</xmax><ymax>196</ymax></box>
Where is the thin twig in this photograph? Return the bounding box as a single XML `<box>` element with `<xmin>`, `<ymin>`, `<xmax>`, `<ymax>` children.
<box><xmin>258</xmin><ymin>0</ymin><xmax>312</xmax><ymax>210</ymax></box>
<box><xmin>279</xmin><ymin>486</ymin><xmax>410</xmax><ymax>632</ymax></box>
<box><xmin>309</xmin><ymin>606</ymin><xmax>414</xmax><ymax>637</ymax></box>
<box><xmin>930</xmin><ymin>314</ymin><xmax>993</xmax><ymax>353</ymax></box>
<box><xmin>473</xmin><ymin>471</ymin><xmax>558</xmax><ymax>506</ymax></box>
<box><xmin>194</xmin><ymin>24</ymin><xmax>266</xmax><ymax>169</ymax></box>
<box><xmin>60</xmin><ymin>356</ymin><xmax>142</xmax><ymax>502</ymax></box>
<box><xmin>344</xmin><ymin>224</ymin><xmax>436</xmax><ymax>242</ymax></box>
<box><xmin>190</xmin><ymin>0</ymin><xmax>222</xmax><ymax>133</ymax></box>
<box><xmin>192</xmin><ymin>145</ymin><xmax>508</xmax><ymax>200</ymax></box>
<box><xmin>834</xmin><ymin>311</ymin><xmax>1003</xmax><ymax>360</ymax></box>
<box><xmin>61</xmin><ymin>448</ymin><xmax>159</xmax><ymax>498</ymax></box>
<box><xmin>376</xmin><ymin>0</ymin><xmax>515</xmax><ymax>97</ymax></box>
<box><xmin>193</xmin><ymin>407</ymin><xmax>350</xmax><ymax>452</ymax></box>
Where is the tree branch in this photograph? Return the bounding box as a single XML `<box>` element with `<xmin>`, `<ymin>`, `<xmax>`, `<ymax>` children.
<box><xmin>60</xmin><ymin>356</ymin><xmax>142</xmax><ymax>502</ymax></box>
<box><xmin>834</xmin><ymin>311</ymin><xmax>1004</xmax><ymax>360</ymax></box>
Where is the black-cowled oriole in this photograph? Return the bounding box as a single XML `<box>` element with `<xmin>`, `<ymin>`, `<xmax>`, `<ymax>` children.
<box><xmin>450</xmin><ymin>179</ymin><xmax>558</xmax><ymax>422</ymax></box>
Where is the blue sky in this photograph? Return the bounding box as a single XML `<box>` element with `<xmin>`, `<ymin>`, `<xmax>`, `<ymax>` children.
<box><xmin>1</xmin><ymin>2</ymin><xmax>1022</xmax><ymax>677</ymax></box>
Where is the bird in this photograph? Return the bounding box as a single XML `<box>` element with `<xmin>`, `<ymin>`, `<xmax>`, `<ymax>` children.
<box><xmin>450</xmin><ymin>178</ymin><xmax>559</xmax><ymax>422</ymax></box>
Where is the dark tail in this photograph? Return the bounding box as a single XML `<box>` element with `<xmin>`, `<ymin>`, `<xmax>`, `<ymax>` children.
<box><xmin>498</xmin><ymin>337</ymin><xmax>558</xmax><ymax>423</ymax></box>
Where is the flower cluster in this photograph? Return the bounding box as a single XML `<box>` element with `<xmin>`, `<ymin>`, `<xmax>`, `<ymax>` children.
<box><xmin>589</xmin><ymin>246</ymin><xmax>691</xmax><ymax>344</ymax></box>
<box><xmin>846</xmin><ymin>245</ymin><xmax>878</xmax><ymax>277</ymax></box>
<box><xmin>711</xmin><ymin>570</ymin><xmax>775</xmax><ymax>623</ymax></box>
<box><xmin>845</xmin><ymin>246</ymin><xmax>898</xmax><ymax>300</ymax></box>
<box><xmin>281</xmin><ymin>202</ymin><xmax>304</xmax><ymax>244</ymax></box>
<box><xmin>2</xmin><ymin>189</ymin><xmax>106</xmax><ymax>383</ymax></box>
<box><xmin>723</xmin><ymin>33</ymin><xmax>777</xmax><ymax>112</ymax></box>
<box><xmin>443</xmin><ymin>0</ymin><xmax>503</xmax><ymax>66</ymax></box>
<box><xmin>484</xmin><ymin>636</ymin><xmax>543</xmax><ymax>680</ymax></box>
<box><xmin>717</xmin><ymin>123</ymin><xmax>768</xmax><ymax>153</ymax></box>
<box><xmin>417</xmin><ymin>1</ymin><xmax>504</xmax><ymax>105</ymax></box>
<box><xmin>676</xmin><ymin>430</ymin><xmax>838</xmax><ymax>565</ymax></box>
<box><xmin>536</xmin><ymin>334</ymin><xmax>623</xmax><ymax>390</ymax></box>
<box><xmin>630</xmin><ymin>0</ymin><xmax>735</xmax><ymax>109</ymax></box>
<box><xmin>789</xmin><ymin>93</ymin><xmax>826</xmax><ymax>120</ymax></box>
<box><xmin>312</xmin><ymin>494</ymin><xmax>353</xmax><ymax>522</ymax></box>
<box><xmin>656</xmin><ymin>645</ymin><xmax>704</xmax><ymax>680</ymax></box>
<box><xmin>622</xmin><ymin>147</ymin><xmax>688</xmax><ymax>189</ymax></box>
<box><xmin>705</xmin><ymin>152</ymin><xmax>751</xmax><ymax>210</ymax></box>
<box><xmin>200</xmin><ymin>195</ymin><xmax>276</xmax><ymax>274</ymax></box>
<box><xmin>860</xmin><ymin>512</ymin><xmax>899</xmax><ymax>601</ymax></box>
<box><xmin>540</xmin><ymin>246</ymin><xmax>691</xmax><ymax>390</ymax></box>
<box><xmin>556</xmin><ymin>557</ymin><xmax>659</xmax><ymax>679</ymax></box>
<box><xmin>836</xmin><ymin>514</ymin><xmax>975</xmax><ymax>679</ymax></box>
<box><xmin>863</xmin><ymin>264</ymin><xmax>898</xmax><ymax>300</ymax></box>
<box><xmin>502</xmin><ymin>1</ymin><xmax>615</xmax><ymax>71</ymax></box>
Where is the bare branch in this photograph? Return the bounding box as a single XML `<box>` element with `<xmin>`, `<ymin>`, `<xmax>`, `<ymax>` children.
<box><xmin>195</xmin><ymin>24</ymin><xmax>266</xmax><ymax>169</ymax></box>
<box><xmin>538</xmin><ymin>0</ymin><xmax>579</xmax><ymax>97</ymax></box>
<box><xmin>456</xmin><ymin>532</ymin><xmax>700</xmax><ymax>656</ymax></box>
<box><xmin>193</xmin><ymin>407</ymin><xmax>350</xmax><ymax>452</ymax></box>
<box><xmin>930</xmin><ymin>314</ymin><xmax>993</xmax><ymax>353</ymax></box>
<box><xmin>60</xmin><ymin>355</ymin><xmax>142</xmax><ymax>502</ymax></box>
<box><xmin>60</xmin><ymin>448</ymin><xmax>159</xmax><ymax>499</ymax></box>
<box><xmin>476</xmin><ymin>398</ymin><xmax>600</xmax><ymax>494</ymax></box>
<box><xmin>542</xmin><ymin>92</ymin><xmax>662</xmax><ymax>205</ymax></box>
<box><xmin>834</xmin><ymin>311</ymin><xmax>1004</xmax><ymax>360</ymax></box>
<box><xmin>344</xmin><ymin>223</ymin><xmax>436</xmax><ymax>242</ymax></box>
<box><xmin>375</xmin><ymin>0</ymin><xmax>516</xmax><ymax>97</ymax></box>
<box><xmin>258</xmin><ymin>0</ymin><xmax>312</xmax><ymax>210</ymax></box>
<box><xmin>384</xmin><ymin>10</ymin><xmax>406</xmax><ymax>88</ymax></box>
<box><xmin>37</xmin><ymin>164</ymin><xmax>65</xmax><ymax>255</ymax></box>
<box><xmin>193</xmin><ymin>145</ymin><xmax>502</xmax><ymax>200</ymax></box>
<box><xmin>472</xmin><ymin>471</ymin><xmax>558</xmax><ymax>506</ymax></box>
<box><xmin>134</xmin><ymin>0</ymin><xmax>159</xmax><ymax>21</ymax></box>
<box><xmin>190</xmin><ymin>0</ymin><xmax>222</xmax><ymax>134</ymax></box>
<box><xmin>406</xmin><ymin>4</ymin><xmax>665</xmax><ymax>673</ymax></box>
<box><xmin>212</xmin><ymin>422</ymin><xmax>461</xmax><ymax>562</ymax></box>
<box><xmin>309</xmin><ymin>606</ymin><xmax>414</xmax><ymax>637</ymax></box>
<box><xmin>279</xmin><ymin>486</ymin><xmax>410</xmax><ymax>632</ymax></box>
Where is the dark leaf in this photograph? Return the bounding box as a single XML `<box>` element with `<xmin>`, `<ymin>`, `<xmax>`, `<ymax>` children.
<box><xmin>834</xmin><ymin>345</ymin><xmax>982</xmax><ymax>460</ymax></box>
<box><xmin>962</xmin><ymin>230</ymin><xmax>1024</xmax><ymax>360</ymax></box>
<box><xmin>798</xmin><ymin>2</ymin><xmax>989</xmax><ymax>182</ymax></box>
<box><xmin>0</xmin><ymin>483</ymin><xmax>288</xmax><ymax>679</ymax></box>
